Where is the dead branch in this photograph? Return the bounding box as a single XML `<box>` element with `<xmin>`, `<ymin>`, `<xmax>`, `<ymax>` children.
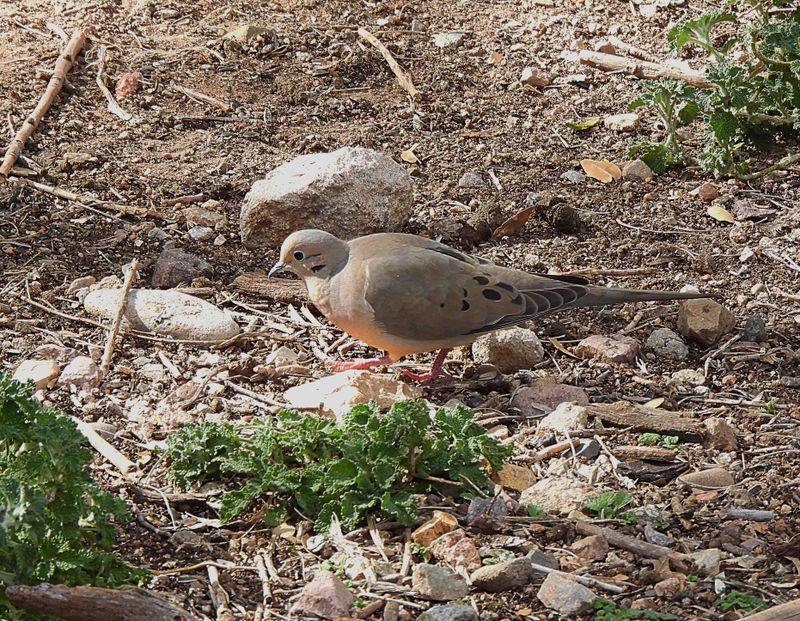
<box><xmin>96</xmin><ymin>45</ymin><xmax>134</xmax><ymax>121</ymax></box>
<box><xmin>739</xmin><ymin>599</ymin><xmax>800</xmax><ymax>621</ymax></box>
<box><xmin>584</xmin><ymin>401</ymin><xmax>704</xmax><ymax>442</ymax></box>
<box><xmin>578</xmin><ymin>50</ymin><xmax>712</xmax><ymax>89</ymax></box>
<box><xmin>207</xmin><ymin>565</ymin><xmax>234</xmax><ymax>621</ymax></box>
<box><xmin>357</xmin><ymin>28</ymin><xmax>420</xmax><ymax>100</ymax></box>
<box><xmin>5</xmin><ymin>584</ymin><xmax>199</xmax><ymax>621</ymax></box>
<box><xmin>0</xmin><ymin>28</ymin><xmax>88</xmax><ymax>180</ymax></box>
<box><xmin>173</xmin><ymin>84</ymin><xmax>232</xmax><ymax>112</ymax></box>
<box><xmin>529</xmin><ymin>561</ymin><xmax>624</xmax><ymax>594</ymax></box>
<box><xmin>71</xmin><ymin>415</ymin><xmax>136</xmax><ymax>476</ymax></box>
<box><xmin>100</xmin><ymin>259</ymin><xmax>139</xmax><ymax>378</ymax></box>
<box><xmin>232</xmin><ymin>272</ymin><xmax>307</xmax><ymax>303</ymax></box>
<box><xmin>575</xmin><ymin>521</ymin><xmax>692</xmax><ymax>571</ymax></box>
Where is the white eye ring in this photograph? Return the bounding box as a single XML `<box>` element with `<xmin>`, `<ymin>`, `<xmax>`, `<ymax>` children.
<box><xmin>293</xmin><ymin>250</ymin><xmax>305</xmax><ymax>261</ymax></box>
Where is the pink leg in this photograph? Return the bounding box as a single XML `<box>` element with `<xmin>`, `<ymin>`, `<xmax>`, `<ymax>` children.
<box><xmin>325</xmin><ymin>355</ymin><xmax>394</xmax><ymax>372</ymax></box>
<box><xmin>400</xmin><ymin>349</ymin><xmax>454</xmax><ymax>382</ymax></box>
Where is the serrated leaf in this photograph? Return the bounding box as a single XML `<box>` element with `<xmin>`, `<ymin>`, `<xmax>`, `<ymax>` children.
<box><xmin>580</xmin><ymin>158</ymin><xmax>622</xmax><ymax>183</ymax></box>
<box><xmin>708</xmin><ymin>205</ymin><xmax>735</xmax><ymax>223</ymax></box>
<box><xmin>493</xmin><ymin>206</ymin><xmax>534</xmax><ymax>238</ymax></box>
<box><xmin>567</xmin><ymin>116</ymin><xmax>601</xmax><ymax>131</ymax></box>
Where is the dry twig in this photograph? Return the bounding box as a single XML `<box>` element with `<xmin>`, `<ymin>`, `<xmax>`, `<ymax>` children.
<box><xmin>0</xmin><ymin>28</ymin><xmax>88</xmax><ymax>180</ymax></box>
<box><xmin>357</xmin><ymin>28</ymin><xmax>420</xmax><ymax>100</ymax></box>
<box><xmin>100</xmin><ymin>260</ymin><xmax>139</xmax><ymax>378</ymax></box>
<box><xmin>579</xmin><ymin>50</ymin><xmax>712</xmax><ymax>88</ymax></box>
<box><xmin>71</xmin><ymin>415</ymin><xmax>136</xmax><ymax>476</ymax></box>
<box><xmin>95</xmin><ymin>45</ymin><xmax>134</xmax><ymax>121</ymax></box>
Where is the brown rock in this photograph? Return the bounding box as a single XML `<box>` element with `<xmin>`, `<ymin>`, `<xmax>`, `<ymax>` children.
<box><xmin>678</xmin><ymin>299</ymin><xmax>735</xmax><ymax>346</ymax></box>
<box><xmin>571</xmin><ymin>535</ymin><xmax>608</xmax><ymax>561</ymax></box>
<box><xmin>520</xmin><ymin>67</ymin><xmax>551</xmax><ymax>88</ymax></box>
<box><xmin>470</xmin><ymin>557</ymin><xmax>536</xmax><ymax>592</ymax></box>
<box><xmin>151</xmin><ymin>247</ymin><xmax>211</xmax><ymax>289</ymax></box>
<box><xmin>574</xmin><ymin>334</ymin><xmax>641</xmax><ymax>364</ymax></box>
<box><xmin>654</xmin><ymin>575</ymin><xmax>686</xmax><ymax>599</ymax></box>
<box><xmin>519</xmin><ymin>477</ymin><xmax>599</xmax><ymax>516</ymax></box>
<box><xmin>703</xmin><ymin>418</ymin><xmax>738</xmax><ymax>451</ymax></box>
<box><xmin>510</xmin><ymin>382</ymin><xmax>589</xmax><ymax>412</ymax></box>
<box><xmin>411</xmin><ymin>511</ymin><xmax>459</xmax><ymax>547</ymax></box>
<box><xmin>679</xmin><ymin>467</ymin><xmax>735</xmax><ymax>489</ymax></box>
<box><xmin>696</xmin><ymin>182</ymin><xmax>719</xmax><ymax>203</ymax></box>
<box><xmin>58</xmin><ymin>356</ymin><xmax>101</xmax><ymax>389</ymax></box>
<box><xmin>412</xmin><ymin>564</ymin><xmax>468</xmax><ymax>601</ymax></box>
<box><xmin>291</xmin><ymin>570</ymin><xmax>353</xmax><ymax>619</ymax></box>
<box><xmin>622</xmin><ymin>159</ymin><xmax>654</xmax><ymax>181</ymax></box>
<box><xmin>494</xmin><ymin>463</ymin><xmax>537</xmax><ymax>492</ymax></box>
<box><xmin>430</xmin><ymin>530</ymin><xmax>481</xmax><ymax>572</ymax></box>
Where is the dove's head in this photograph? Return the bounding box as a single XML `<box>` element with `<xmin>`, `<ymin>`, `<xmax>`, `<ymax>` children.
<box><xmin>270</xmin><ymin>229</ymin><xmax>350</xmax><ymax>280</ymax></box>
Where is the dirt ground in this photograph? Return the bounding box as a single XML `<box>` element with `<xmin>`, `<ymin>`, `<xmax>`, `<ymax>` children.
<box><xmin>2</xmin><ymin>0</ymin><xmax>800</xmax><ymax>619</ymax></box>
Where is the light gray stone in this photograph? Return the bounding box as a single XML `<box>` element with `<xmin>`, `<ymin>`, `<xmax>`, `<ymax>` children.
<box><xmin>471</xmin><ymin>327</ymin><xmax>544</xmax><ymax>373</ymax></box>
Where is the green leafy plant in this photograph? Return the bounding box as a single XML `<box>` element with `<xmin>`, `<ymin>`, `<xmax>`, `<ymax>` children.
<box><xmin>165</xmin><ymin>401</ymin><xmax>511</xmax><ymax>532</ymax></box>
<box><xmin>628</xmin><ymin>1</ymin><xmax>800</xmax><ymax>177</ymax></box>
<box><xmin>594</xmin><ymin>597</ymin><xmax>678</xmax><ymax>620</ymax></box>
<box><xmin>638</xmin><ymin>433</ymin><xmax>681</xmax><ymax>452</ymax></box>
<box><xmin>585</xmin><ymin>491</ymin><xmax>636</xmax><ymax>523</ymax></box>
<box><xmin>0</xmin><ymin>374</ymin><xmax>148</xmax><ymax>620</ymax></box>
<box><xmin>526</xmin><ymin>504</ymin><xmax>547</xmax><ymax>518</ymax></box>
<box><xmin>717</xmin><ymin>589</ymin><xmax>768</xmax><ymax>612</ymax></box>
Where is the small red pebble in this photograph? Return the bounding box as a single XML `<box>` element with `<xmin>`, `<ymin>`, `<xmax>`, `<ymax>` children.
<box><xmin>643</xmin><ymin>192</ymin><xmax>653</xmax><ymax>201</ymax></box>
<box><xmin>696</xmin><ymin>181</ymin><xmax>719</xmax><ymax>202</ymax></box>
<box><xmin>3</xmin><ymin>246</ymin><xmax>14</xmax><ymax>256</ymax></box>
<box><xmin>115</xmin><ymin>72</ymin><xmax>142</xmax><ymax>100</ymax></box>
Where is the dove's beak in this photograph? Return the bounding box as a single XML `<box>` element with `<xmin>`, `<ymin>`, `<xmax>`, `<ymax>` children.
<box><xmin>269</xmin><ymin>261</ymin><xmax>288</xmax><ymax>277</ymax></box>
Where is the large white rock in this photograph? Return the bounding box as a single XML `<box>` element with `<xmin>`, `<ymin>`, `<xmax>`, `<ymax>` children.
<box><xmin>240</xmin><ymin>147</ymin><xmax>413</xmax><ymax>247</ymax></box>
<box><xmin>283</xmin><ymin>370</ymin><xmax>421</xmax><ymax>420</ymax></box>
<box><xmin>84</xmin><ymin>288</ymin><xmax>240</xmax><ymax>342</ymax></box>
<box><xmin>471</xmin><ymin>327</ymin><xmax>544</xmax><ymax>373</ymax></box>
<box><xmin>13</xmin><ymin>359</ymin><xmax>60</xmax><ymax>389</ymax></box>
<box><xmin>519</xmin><ymin>476</ymin><xmax>600</xmax><ymax>516</ymax></box>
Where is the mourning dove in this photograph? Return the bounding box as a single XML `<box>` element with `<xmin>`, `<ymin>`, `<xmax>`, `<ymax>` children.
<box><xmin>269</xmin><ymin>229</ymin><xmax>709</xmax><ymax>380</ymax></box>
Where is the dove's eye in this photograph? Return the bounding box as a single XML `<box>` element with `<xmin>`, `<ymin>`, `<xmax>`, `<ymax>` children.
<box><xmin>293</xmin><ymin>250</ymin><xmax>305</xmax><ymax>261</ymax></box>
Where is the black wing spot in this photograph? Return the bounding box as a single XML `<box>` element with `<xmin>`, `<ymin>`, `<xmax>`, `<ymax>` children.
<box><xmin>462</xmin><ymin>288</ymin><xmax>468</xmax><ymax>297</ymax></box>
<box><xmin>474</xmin><ymin>276</ymin><xmax>490</xmax><ymax>285</ymax></box>
<box><xmin>496</xmin><ymin>282</ymin><xmax>514</xmax><ymax>292</ymax></box>
<box><xmin>461</xmin><ymin>300</ymin><xmax>470</xmax><ymax>311</ymax></box>
<box><xmin>431</xmin><ymin>247</ymin><xmax>470</xmax><ymax>263</ymax></box>
<box><xmin>482</xmin><ymin>288</ymin><xmax>502</xmax><ymax>301</ymax></box>
<box><xmin>477</xmin><ymin>257</ymin><xmax>491</xmax><ymax>265</ymax></box>
<box><xmin>511</xmin><ymin>294</ymin><xmax>524</xmax><ymax>305</ymax></box>
<box><xmin>440</xmin><ymin>303</ymin><xmax>445</xmax><ymax>308</ymax></box>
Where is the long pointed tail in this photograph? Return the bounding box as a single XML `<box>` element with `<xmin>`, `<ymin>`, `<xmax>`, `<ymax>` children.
<box><xmin>573</xmin><ymin>287</ymin><xmax>711</xmax><ymax>309</ymax></box>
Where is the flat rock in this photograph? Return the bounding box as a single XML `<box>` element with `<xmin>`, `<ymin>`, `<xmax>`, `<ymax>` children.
<box><xmin>678</xmin><ymin>299</ymin><xmax>735</xmax><ymax>346</ymax></box>
<box><xmin>471</xmin><ymin>327</ymin><xmax>544</xmax><ymax>373</ymax></box>
<box><xmin>225</xmin><ymin>24</ymin><xmax>271</xmax><ymax>42</ymax></box>
<box><xmin>470</xmin><ymin>557</ymin><xmax>535</xmax><ymax>592</ymax></box>
<box><xmin>67</xmin><ymin>276</ymin><xmax>96</xmax><ymax>295</ymax></box>
<box><xmin>743</xmin><ymin>314</ymin><xmax>768</xmax><ymax>342</ymax></box>
<box><xmin>283</xmin><ymin>371</ymin><xmax>421</xmax><ymax>420</ymax></box>
<box><xmin>690</xmin><ymin>548</ymin><xmax>721</xmax><ymax>577</ymax></box>
<box><xmin>430</xmin><ymin>531</ymin><xmax>481</xmax><ymax>572</ymax></box>
<box><xmin>520</xmin><ymin>67</ymin><xmax>550</xmax><ymax>88</ymax></box>
<box><xmin>571</xmin><ymin>535</ymin><xmax>608</xmax><ymax>561</ymax></box>
<box><xmin>418</xmin><ymin>603</ymin><xmax>478</xmax><ymax>621</ymax></box>
<box><xmin>58</xmin><ymin>356</ymin><xmax>100</xmax><ymax>388</ymax></box>
<box><xmin>622</xmin><ymin>158</ymin><xmax>653</xmax><ymax>180</ymax></box>
<box><xmin>433</xmin><ymin>32</ymin><xmax>464</xmax><ymax>48</ymax></box>
<box><xmin>519</xmin><ymin>477</ymin><xmax>599</xmax><ymax>516</ymax></box>
<box><xmin>703</xmin><ymin>418</ymin><xmax>738</xmax><ymax>451</ymax></box>
<box><xmin>458</xmin><ymin>171</ymin><xmax>485</xmax><ymax>188</ymax></box>
<box><xmin>537</xmin><ymin>402</ymin><xmax>589</xmax><ymax>434</ymax></box>
<box><xmin>290</xmin><ymin>570</ymin><xmax>353</xmax><ymax>619</ymax></box>
<box><xmin>646</xmin><ymin>327</ymin><xmax>689</xmax><ymax>361</ymax></box>
<box><xmin>412</xmin><ymin>564</ymin><xmax>468</xmax><ymax>601</ymax></box>
<box><xmin>151</xmin><ymin>247</ymin><xmax>211</xmax><ymax>288</ymax></box>
<box><xmin>412</xmin><ymin>511</ymin><xmax>459</xmax><ymax>547</ymax></box>
<box><xmin>679</xmin><ymin>467</ymin><xmax>735</xmax><ymax>489</ymax></box>
<box><xmin>188</xmin><ymin>226</ymin><xmax>214</xmax><ymax>242</ymax></box>
<box><xmin>84</xmin><ymin>288</ymin><xmax>240</xmax><ymax>342</ymax></box>
<box><xmin>466</xmin><ymin>497</ymin><xmax>507</xmax><ymax>528</ymax></box>
<box><xmin>574</xmin><ymin>334</ymin><xmax>641</xmax><ymax>364</ymax></box>
<box><xmin>240</xmin><ymin>147</ymin><xmax>412</xmax><ymax>247</ymax></box>
<box><xmin>561</xmin><ymin>170</ymin><xmax>586</xmax><ymax>184</ymax></box>
<box><xmin>654</xmin><ymin>575</ymin><xmax>685</xmax><ymax>598</ymax></box>
<box><xmin>604</xmin><ymin>113</ymin><xmax>640</xmax><ymax>132</ymax></box>
<box><xmin>184</xmin><ymin>206</ymin><xmax>226</xmax><ymax>229</ymax></box>
<box><xmin>13</xmin><ymin>359</ymin><xmax>60</xmax><ymax>389</ymax></box>
<box><xmin>537</xmin><ymin>572</ymin><xmax>595</xmax><ymax>616</ymax></box>
<box><xmin>511</xmin><ymin>382</ymin><xmax>589</xmax><ymax>412</ymax></box>
<box><xmin>494</xmin><ymin>463</ymin><xmax>537</xmax><ymax>492</ymax></box>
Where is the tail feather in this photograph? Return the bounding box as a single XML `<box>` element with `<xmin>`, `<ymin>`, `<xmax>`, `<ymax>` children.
<box><xmin>573</xmin><ymin>287</ymin><xmax>710</xmax><ymax>309</ymax></box>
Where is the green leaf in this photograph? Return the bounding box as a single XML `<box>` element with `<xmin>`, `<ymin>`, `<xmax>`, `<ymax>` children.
<box><xmin>567</xmin><ymin>116</ymin><xmax>601</xmax><ymax>130</ymax></box>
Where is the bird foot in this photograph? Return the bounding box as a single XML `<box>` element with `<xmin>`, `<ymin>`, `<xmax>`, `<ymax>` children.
<box><xmin>399</xmin><ymin>367</ymin><xmax>455</xmax><ymax>384</ymax></box>
<box><xmin>324</xmin><ymin>356</ymin><xmax>393</xmax><ymax>372</ymax></box>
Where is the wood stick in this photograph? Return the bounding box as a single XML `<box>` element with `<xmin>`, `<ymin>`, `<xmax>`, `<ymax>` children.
<box><xmin>5</xmin><ymin>584</ymin><xmax>199</xmax><ymax>621</ymax></box>
<box><xmin>100</xmin><ymin>259</ymin><xmax>138</xmax><ymax>378</ymax></box>
<box><xmin>0</xmin><ymin>28</ymin><xmax>88</xmax><ymax>180</ymax></box>
<box><xmin>207</xmin><ymin>565</ymin><xmax>234</xmax><ymax>621</ymax></box>
<box><xmin>71</xmin><ymin>415</ymin><xmax>136</xmax><ymax>476</ymax></box>
<box><xmin>357</xmin><ymin>28</ymin><xmax>420</xmax><ymax>100</ymax></box>
<box><xmin>95</xmin><ymin>45</ymin><xmax>134</xmax><ymax>121</ymax></box>
<box><xmin>575</xmin><ymin>521</ymin><xmax>692</xmax><ymax>570</ymax></box>
<box><xmin>606</xmin><ymin>36</ymin><xmax>660</xmax><ymax>63</ymax></box>
<box><xmin>739</xmin><ymin>599</ymin><xmax>800</xmax><ymax>621</ymax></box>
<box><xmin>529</xmin><ymin>561</ymin><xmax>624</xmax><ymax>594</ymax></box>
<box><xmin>173</xmin><ymin>84</ymin><xmax>232</xmax><ymax>112</ymax></box>
<box><xmin>232</xmin><ymin>272</ymin><xmax>307</xmax><ymax>303</ymax></box>
<box><xmin>584</xmin><ymin>401</ymin><xmax>704</xmax><ymax>442</ymax></box>
<box><xmin>578</xmin><ymin>50</ymin><xmax>712</xmax><ymax>89</ymax></box>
